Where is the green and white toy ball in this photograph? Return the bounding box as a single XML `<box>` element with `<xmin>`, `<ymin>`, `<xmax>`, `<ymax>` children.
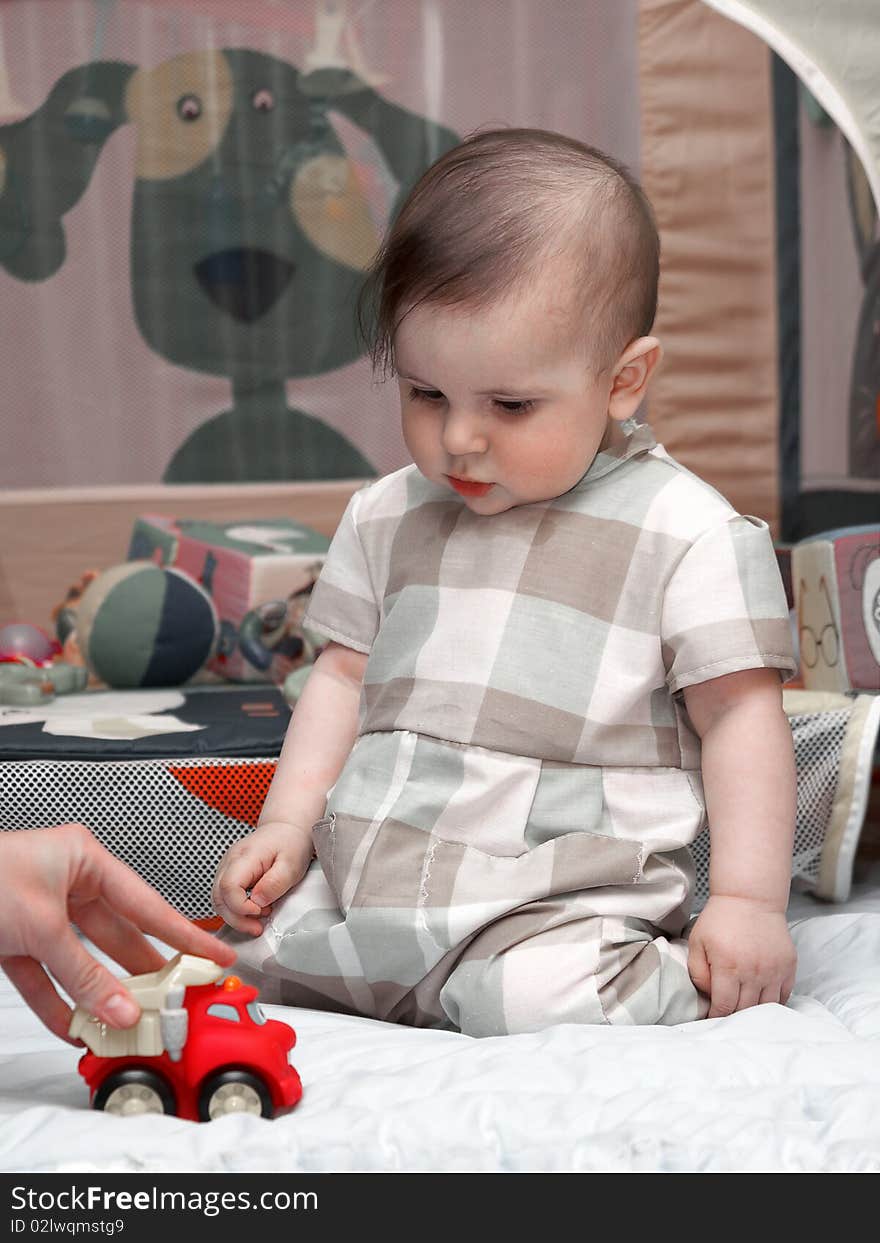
<box><xmin>75</xmin><ymin>562</ymin><xmax>218</xmax><ymax>688</ymax></box>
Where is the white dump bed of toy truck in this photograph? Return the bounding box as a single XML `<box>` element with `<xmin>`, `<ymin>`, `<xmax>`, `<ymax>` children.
<box><xmin>68</xmin><ymin>954</ymin><xmax>224</xmax><ymax>1057</ymax></box>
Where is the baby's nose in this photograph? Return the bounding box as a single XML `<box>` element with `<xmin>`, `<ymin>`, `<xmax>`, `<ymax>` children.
<box><xmin>441</xmin><ymin>407</ymin><xmax>489</xmax><ymax>456</ymax></box>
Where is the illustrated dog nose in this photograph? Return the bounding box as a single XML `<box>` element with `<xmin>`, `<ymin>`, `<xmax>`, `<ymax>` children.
<box><xmin>194</xmin><ymin>248</ymin><xmax>295</xmax><ymax>322</ymax></box>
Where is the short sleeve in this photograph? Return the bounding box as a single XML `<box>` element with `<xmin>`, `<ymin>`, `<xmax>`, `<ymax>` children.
<box><xmin>660</xmin><ymin>514</ymin><xmax>797</xmax><ymax>694</ymax></box>
<box><xmin>303</xmin><ymin>489</ymin><xmax>379</xmax><ymax>654</ymax></box>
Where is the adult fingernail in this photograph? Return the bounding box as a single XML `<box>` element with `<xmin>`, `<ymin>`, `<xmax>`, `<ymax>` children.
<box><xmin>99</xmin><ymin>993</ymin><xmax>140</xmax><ymax>1027</ymax></box>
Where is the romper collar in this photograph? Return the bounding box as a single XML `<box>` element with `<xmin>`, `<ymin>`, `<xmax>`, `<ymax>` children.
<box><xmin>571</xmin><ymin>420</ymin><xmax>657</xmax><ymax>488</ymax></box>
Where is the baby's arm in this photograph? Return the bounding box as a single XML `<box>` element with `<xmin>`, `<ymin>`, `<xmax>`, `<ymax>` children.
<box><xmin>683</xmin><ymin>667</ymin><xmax>798</xmax><ymax>1017</ymax></box>
<box><xmin>212</xmin><ymin>641</ymin><xmax>367</xmax><ymax>934</ymax></box>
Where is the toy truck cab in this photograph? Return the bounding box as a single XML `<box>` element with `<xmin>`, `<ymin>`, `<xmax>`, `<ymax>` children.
<box><xmin>70</xmin><ymin>953</ymin><xmax>302</xmax><ymax>1121</ymax></box>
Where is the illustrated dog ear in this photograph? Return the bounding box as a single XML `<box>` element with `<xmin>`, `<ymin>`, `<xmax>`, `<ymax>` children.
<box><xmin>0</xmin><ymin>61</ymin><xmax>135</xmax><ymax>281</ymax></box>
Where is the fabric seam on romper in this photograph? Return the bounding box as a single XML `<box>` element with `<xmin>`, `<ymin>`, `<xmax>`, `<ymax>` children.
<box><xmin>326</xmin><ymin>812</ymin><xmax>337</xmax><ymax>891</ymax></box>
<box><xmin>596</xmin><ymin>839</ymin><xmax>650</xmax><ymax>1025</ymax></box>
<box><xmin>684</xmin><ymin>773</ymin><xmax>708</xmax><ymax>834</ymax></box>
<box><xmin>275</xmin><ymin>812</ymin><xmax>337</xmax><ymax>947</ymax></box>
<box><xmin>668</xmin><ymin>654</ymin><xmax>795</xmax><ymax>695</ymax></box>
<box><xmin>633</xmin><ymin>839</ymin><xmax>647</xmax><ymax>885</ymax></box>
<box><xmin>304</xmin><ymin>621</ymin><xmax>372</xmax><ymax>655</ymax></box>
<box><xmin>416</xmin><ymin>838</ymin><xmax>445</xmax><ymax>951</ymax></box>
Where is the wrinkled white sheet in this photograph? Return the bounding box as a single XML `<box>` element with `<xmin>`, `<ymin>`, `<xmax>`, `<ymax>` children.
<box><xmin>2</xmin><ymin>868</ymin><xmax>880</xmax><ymax>1174</ymax></box>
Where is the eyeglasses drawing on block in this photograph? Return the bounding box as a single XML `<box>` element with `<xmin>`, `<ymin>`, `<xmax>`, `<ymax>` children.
<box><xmin>798</xmin><ymin>576</ymin><xmax>840</xmax><ymax>669</ymax></box>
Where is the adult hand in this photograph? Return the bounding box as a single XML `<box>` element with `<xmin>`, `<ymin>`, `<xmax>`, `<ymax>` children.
<box><xmin>0</xmin><ymin>824</ymin><xmax>236</xmax><ymax>1043</ymax></box>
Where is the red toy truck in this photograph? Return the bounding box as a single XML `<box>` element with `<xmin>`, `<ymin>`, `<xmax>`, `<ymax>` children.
<box><xmin>69</xmin><ymin>954</ymin><xmax>302</xmax><ymax>1121</ymax></box>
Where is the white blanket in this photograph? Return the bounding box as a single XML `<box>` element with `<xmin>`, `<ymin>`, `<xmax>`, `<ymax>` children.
<box><xmin>2</xmin><ymin>869</ymin><xmax>880</xmax><ymax>1174</ymax></box>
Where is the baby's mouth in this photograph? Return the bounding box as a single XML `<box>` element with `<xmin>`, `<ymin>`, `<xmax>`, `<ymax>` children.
<box><xmin>446</xmin><ymin>476</ymin><xmax>493</xmax><ymax>498</ymax></box>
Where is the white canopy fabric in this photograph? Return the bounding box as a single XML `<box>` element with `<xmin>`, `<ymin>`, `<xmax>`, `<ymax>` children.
<box><xmin>701</xmin><ymin>0</ymin><xmax>880</xmax><ymax>211</ymax></box>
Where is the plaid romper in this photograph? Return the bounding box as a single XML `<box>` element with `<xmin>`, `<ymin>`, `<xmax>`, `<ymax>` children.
<box><xmin>226</xmin><ymin>425</ymin><xmax>796</xmax><ymax>1034</ymax></box>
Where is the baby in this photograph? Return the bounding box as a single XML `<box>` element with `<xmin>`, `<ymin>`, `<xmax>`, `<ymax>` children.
<box><xmin>213</xmin><ymin>128</ymin><xmax>798</xmax><ymax>1035</ymax></box>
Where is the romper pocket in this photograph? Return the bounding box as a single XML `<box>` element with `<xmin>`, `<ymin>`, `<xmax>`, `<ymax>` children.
<box><xmin>312</xmin><ymin>810</ymin><xmax>389</xmax><ymax>914</ymax></box>
<box><xmin>600</xmin><ymin>767</ymin><xmax>707</xmax><ymax>850</ymax></box>
<box><xmin>418</xmin><ymin>827</ymin><xmax>644</xmax><ymax>913</ymax></box>
<box><xmin>317</xmin><ymin>811</ymin><xmax>644</xmax><ymax>949</ymax></box>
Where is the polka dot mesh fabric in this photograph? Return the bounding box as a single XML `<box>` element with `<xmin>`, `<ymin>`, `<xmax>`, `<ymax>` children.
<box><xmin>691</xmin><ymin>708</ymin><xmax>851</xmax><ymax>911</ymax></box>
<box><xmin>0</xmin><ymin>758</ymin><xmax>277</xmax><ymax>921</ymax></box>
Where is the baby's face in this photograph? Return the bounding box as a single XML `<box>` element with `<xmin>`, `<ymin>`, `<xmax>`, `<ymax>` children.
<box><xmin>394</xmin><ymin>287</ymin><xmax>618</xmax><ymax>515</ymax></box>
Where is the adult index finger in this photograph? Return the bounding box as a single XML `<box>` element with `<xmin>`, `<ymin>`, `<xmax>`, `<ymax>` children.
<box><xmin>90</xmin><ymin>842</ymin><xmax>236</xmax><ymax>966</ymax></box>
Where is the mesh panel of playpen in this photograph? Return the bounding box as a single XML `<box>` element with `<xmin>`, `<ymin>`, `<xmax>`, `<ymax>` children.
<box><xmin>691</xmin><ymin>708</ymin><xmax>852</xmax><ymax>910</ymax></box>
<box><xmin>0</xmin><ymin>758</ymin><xmax>273</xmax><ymax>921</ymax></box>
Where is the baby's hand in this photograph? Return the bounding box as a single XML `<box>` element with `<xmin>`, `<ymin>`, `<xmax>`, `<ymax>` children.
<box><xmin>212</xmin><ymin>821</ymin><xmax>315</xmax><ymax>936</ymax></box>
<box><xmin>687</xmin><ymin>895</ymin><xmax>797</xmax><ymax>1018</ymax></box>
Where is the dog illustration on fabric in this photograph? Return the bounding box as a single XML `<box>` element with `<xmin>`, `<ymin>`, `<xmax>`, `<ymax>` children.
<box><xmin>0</xmin><ymin>28</ymin><xmax>458</xmax><ymax>481</ymax></box>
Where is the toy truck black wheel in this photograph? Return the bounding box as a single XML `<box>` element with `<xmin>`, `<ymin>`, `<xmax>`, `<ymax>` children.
<box><xmin>198</xmin><ymin>1069</ymin><xmax>273</xmax><ymax>1120</ymax></box>
<box><xmin>93</xmin><ymin>1068</ymin><xmax>176</xmax><ymax>1117</ymax></box>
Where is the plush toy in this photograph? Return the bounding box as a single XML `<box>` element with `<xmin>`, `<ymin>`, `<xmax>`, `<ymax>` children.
<box><xmin>233</xmin><ymin>579</ymin><xmax>325</xmax><ymax>699</ymax></box>
<box><xmin>0</xmin><ymin>622</ymin><xmax>61</xmax><ymax>666</ymax></box>
<box><xmin>52</xmin><ymin>569</ymin><xmax>100</xmax><ymax>669</ymax></box>
<box><xmin>64</xmin><ymin>562</ymin><xmax>219</xmax><ymax>689</ymax></box>
<box><xmin>0</xmin><ymin>660</ymin><xmax>88</xmax><ymax>706</ymax></box>
<box><xmin>0</xmin><ymin>622</ymin><xmax>88</xmax><ymax>705</ymax></box>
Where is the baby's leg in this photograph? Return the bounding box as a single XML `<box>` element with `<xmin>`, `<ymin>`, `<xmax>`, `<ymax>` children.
<box><xmin>438</xmin><ymin>906</ymin><xmax>709</xmax><ymax>1037</ymax></box>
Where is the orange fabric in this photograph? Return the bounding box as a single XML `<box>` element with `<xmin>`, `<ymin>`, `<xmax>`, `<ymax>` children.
<box><xmin>168</xmin><ymin>761</ymin><xmax>277</xmax><ymax>826</ymax></box>
<box><xmin>193</xmin><ymin>916</ymin><xmax>225</xmax><ymax>931</ymax></box>
<box><xmin>638</xmin><ymin>0</ymin><xmax>780</xmax><ymax>532</ymax></box>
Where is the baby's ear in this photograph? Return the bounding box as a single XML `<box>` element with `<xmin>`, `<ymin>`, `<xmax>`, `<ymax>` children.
<box><xmin>0</xmin><ymin>61</ymin><xmax>134</xmax><ymax>281</ymax></box>
<box><xmin>607</xmin><ymin>336</ymin><xmax>662</xmax><ymax>422</ymax></box>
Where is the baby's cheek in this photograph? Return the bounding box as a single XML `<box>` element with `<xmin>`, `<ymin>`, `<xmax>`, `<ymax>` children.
<box><xmin>507</xmin><ymin>437</ymin><xmax>582</xmax><ymax>498</ymax></box>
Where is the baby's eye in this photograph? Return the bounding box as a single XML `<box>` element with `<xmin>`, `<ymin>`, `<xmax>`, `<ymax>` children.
<box><xmin>494</xmin><ymin>398</ymin><xmax>534</xmax><ymax>414</ymax></box>
<box><xmin>409</xmin><ymin>387</ymin><xmax>444</xmax><ymax>403</ymax></box>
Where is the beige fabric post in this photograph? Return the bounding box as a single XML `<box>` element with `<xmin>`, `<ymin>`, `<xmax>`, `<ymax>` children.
<box><xmin>638</xmin><ymin>0</ymin><xmax>780</xmax><ymax>531</ymax></box>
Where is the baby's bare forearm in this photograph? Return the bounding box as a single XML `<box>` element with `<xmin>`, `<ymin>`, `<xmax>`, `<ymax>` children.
<box><xmin>700</xmin><ymin>694</ymin><xmax>796</xmax><ymax>912</ymax></box>
<box><xmin>258</xmin><ymin>642</ymin><xmax>366</xmax><ymax>840</ymax></box>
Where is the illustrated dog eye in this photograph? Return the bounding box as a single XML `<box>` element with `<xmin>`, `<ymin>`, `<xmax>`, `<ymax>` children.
<box><xmin>252</xmin><ymin>88</ymin><xmax>275</xmax><ymax>112</ymax></box>
<box><xmin>177</xmin><ymin>94</ymin><xmax>203</xmax><ymax>122</ymax></box>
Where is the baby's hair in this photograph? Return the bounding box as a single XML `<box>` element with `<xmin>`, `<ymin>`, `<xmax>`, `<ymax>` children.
<box><xmin>359</xmin><ymin>127</ymin><xmax>660</xmax><ymax>376</ymax></box>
